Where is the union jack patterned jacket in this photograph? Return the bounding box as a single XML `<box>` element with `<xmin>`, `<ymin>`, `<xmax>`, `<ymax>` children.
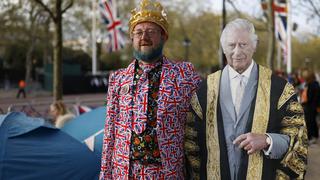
<box><xmin>100</xmin><ymin>57</ymin><xmax>201</xmax><ymax>179</ymax></box>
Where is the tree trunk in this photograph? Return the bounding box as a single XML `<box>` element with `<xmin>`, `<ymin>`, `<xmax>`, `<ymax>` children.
<box><xmin>266</xmin><ymin>0</ymin><xmax>275</xmax><ymax>70</ymax></box>
<box><xmin>43</xmin><ymin>18</ymin><xmax>51</xmax><ymax>66</ymax></box>
<box><xmin>25</xmin><ymin>38</ymin><xmax>35</xmax><ymax>85</ymax></box>
<box><xmin>219</xmin><ymin>0</ymin><xmax>227</xmax><ymax>70</ymax></box>
<box><xmin>32</xmin><ymin>0</ymin><xmax>73</xmax><ymax>100</ymax></box>
<box><xmin>53</xmin><ymin>0</ymin><xmax>63</xmax><ymax>100</ymax></box>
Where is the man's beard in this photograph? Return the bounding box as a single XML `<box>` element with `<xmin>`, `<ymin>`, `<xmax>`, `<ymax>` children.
<box><xmin>133</xmin><ymin>40</ymin><xmax>164</xmax><ymax>63</ymax></box>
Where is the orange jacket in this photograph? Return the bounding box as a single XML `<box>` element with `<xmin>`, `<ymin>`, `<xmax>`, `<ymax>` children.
<box><xmin>19</xmin><ymin>80</ymin><xmax>26</xmax><ymax>88</ymax></box>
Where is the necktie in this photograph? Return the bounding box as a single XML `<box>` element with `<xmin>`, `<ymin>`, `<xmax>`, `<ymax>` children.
<box><xmin>235</xmin><ymin>75</ymin><xmax>245</xmax><ymax>117</ymax></box>
<box><xmin>133</xmin><ymin>63</ymin><xmax>154</xmax><ymax>134</ymax></box>
<box><xmin>135</xmin><ymin>68</ymin><xmax>150</xmax><ymax>134</ymax></box>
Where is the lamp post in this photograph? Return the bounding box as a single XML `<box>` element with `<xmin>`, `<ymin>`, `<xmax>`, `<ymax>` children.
<box><xmin>183</xmin><ymin>37</ymin><xmax>191</xmax><ymax>60</ymax></box>
<box><xmin>92</xmin><ymin>0</ymin><xmax>97</xmax><ymax>75</ymax></box>
<box><xmin>304</xmin><ymin>58</ymin><xmax>310</xmax><ymax>68</ymax></box>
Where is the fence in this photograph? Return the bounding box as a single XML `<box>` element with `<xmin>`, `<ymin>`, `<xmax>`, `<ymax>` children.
<box><xmin>5</xmin><ymin>96</ymin><xmax>105</xmax><ymax>119</ymax></box>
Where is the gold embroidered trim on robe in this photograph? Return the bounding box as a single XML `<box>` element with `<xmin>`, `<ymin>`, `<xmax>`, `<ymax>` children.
<box><xmin>281</xmin><ymin>115</ymin><xmax>305</xmax><ymax>127</ymax></box>
<box><xmin>280</xmin><ymin>125</ymin><xmax>308</xmax><ymax>179</ymax></box>
<box><xmin>191</xmin><ymin>93</ymin><xmax>203</xmax><ymax>120</ymax></box>
<box><xmin>206</xmin><ymin>71</ymin><xmax>221</xmax><ymax>180</ymax></box>
<box><xmin>246</xmin><ymin>66</ymin><xmax>272</xmax><ymax>180</ymax></box>
<box><xmin>185</xmin><ymin>112</ymin><xmax>201</xmax><ymax>180</ymax></box>
<box><xmin>275</xmin><ymin>170</ymin><xmax>290</xmax><ymax>180</ymax></box>
<box><xmin>278</xmin><ymin>83</ymin><xmax>295</xmax><ymax>110</ymax></box>
<box><xmin>287</xmin><ymin>101</ymin><xmax>304</xmax><ymax>113</ymax></box>
<box><xmin>276</xmin><ymin>80</ymin><xmax>308</xmax><ymax>179</ymax></box>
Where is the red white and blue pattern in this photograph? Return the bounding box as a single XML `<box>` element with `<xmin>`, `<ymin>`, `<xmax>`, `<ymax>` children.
<box><xmin>100</xmin><ymin>57</ymin><xmax>201</xmax><ymax>179</ymax></box>
<box><xmin>274</xmin><ymin>0</ymin><xmax>288</xmax><ymax>63</ymax></box>
<box><xmin>129</xmin><ymin>60</ymin><xmax>162</xmax><ymax>164</ymax></box>
<box><xmin>260</xmin><ymin>0</ymin><xmax>288</xmax><ymax>64</ymax></box>
<box><xmin>73</xmin><ymin>105</ymin><xmax>92</xmax><ymax>116</ymax></box>
<box><xmin>99</xmin><ymin>0</ymin><xmax>126</xmax><ymax>52</ymax></box>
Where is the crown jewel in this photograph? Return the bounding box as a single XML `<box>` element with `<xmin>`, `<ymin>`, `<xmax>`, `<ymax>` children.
<box><xmin>129</xmin><ymin>0</ymin><xmax>168</xmax><ymax>36</ymax></box>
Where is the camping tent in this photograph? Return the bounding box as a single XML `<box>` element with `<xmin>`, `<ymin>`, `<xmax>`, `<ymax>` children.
<box><xmin>61</xmin><ymin>106</ymin><xmax>105</xmax><ymax>159</ymax></box>
<box><xmin>0</xmin><ymin>112</ymin><xmax>100</xmax><ymax>180</ymax></box>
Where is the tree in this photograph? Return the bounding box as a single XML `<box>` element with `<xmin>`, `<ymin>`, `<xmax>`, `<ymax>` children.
<box><xmin>292</xmin><ymin>37</ymin><xmax>320</xmax><ymax>71</ymax></box>
<box><xmin>266</xmin><ymin>0</ymin><xmax>275</xmax><ymax>70</ymax></box>
<box><xmin>24</xmin><ymin>1</ymin><xmax>50</xmax><ymax>86</ymax></box>
<box><xmin>0</xmin><ymin>0</ymin><xmax>51</xmax><ymax>84</ymax></box>
<box><xmin>296</xmin><ymin>0</ymin><xmax>320</xmax><ymax>34</ymax></box>
<box><xmin>33</xmin><ymin>0</ymin><xmax>73</xmax><ymax>100</ymax></box>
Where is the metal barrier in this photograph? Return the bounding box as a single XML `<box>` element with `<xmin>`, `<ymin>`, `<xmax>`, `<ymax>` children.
<box><xmin>6</xmin><ymin>96</ymin><xmax>105</xmax><ymax>119</ymax></box>
<box><xmin>9</xmin><ymin>104</ymin><xmax>43</xmax><ymax>117</ymax></box>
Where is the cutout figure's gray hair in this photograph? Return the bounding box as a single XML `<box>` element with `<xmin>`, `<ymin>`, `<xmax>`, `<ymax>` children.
<box><xmin>220</xmin><ymin>18</ymin><xmax>258</xmax><ymax>50</ymax></box>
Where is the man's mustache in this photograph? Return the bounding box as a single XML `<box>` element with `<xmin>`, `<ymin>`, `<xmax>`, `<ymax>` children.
<box><xmin>139</xmin><ymin>40</ymin><xmax>152</xmax><ymax>46</ymax></box>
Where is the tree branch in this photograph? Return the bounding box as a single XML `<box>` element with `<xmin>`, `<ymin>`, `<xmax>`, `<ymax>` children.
<box><xmin>61</xmin><ymin>0</ymin><xmax>74</xmax><ymax>14</ymax></box>
<box><xmin>227</xmin><ymin>0</ymin><xmax>241</xmax><ymax>17</ymax></box>
<box><xmin>32</xmin><ymin>0</ymin><xmax>56</xmax><ymax>20</ymax></box>
<box><xmin>306</xmin><ymin>0</ymin><xmax>320</xmax><ymax>18</ymax></box>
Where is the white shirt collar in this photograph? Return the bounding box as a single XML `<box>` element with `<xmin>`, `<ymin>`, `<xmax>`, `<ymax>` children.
<box><xmin>228</xmin><ymin>60</ymin><xmax>254</xmax><ymax>80</ymax></box>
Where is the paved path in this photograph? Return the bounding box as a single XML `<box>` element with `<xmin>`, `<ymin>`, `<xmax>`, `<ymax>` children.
<box><xmin>0</xmin><ymin>89</ymin><xmax>319</xmax><ymax>179</ymax></box>
<box><xmin>306</xmin><ymin>142</ymin><xmax>320</xmax><ymax>180</ymax></box>
<box><xmin>0</xmin><ymin>89</ymin><xmax>106</xmax><ymax>115</ymax></box>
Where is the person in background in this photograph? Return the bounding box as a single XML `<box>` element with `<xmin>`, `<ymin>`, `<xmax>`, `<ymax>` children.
<box><xmin>185</xmin><ymin>18</ymin><xmax>308</xmax><ymax>180</ymax></box>
<box><xmin>301</xmin><ymin>70</ymin><xmax>320</xmax><ymax>144</ymax></box>
<box><xmin>99</xmin><ymin>0</ymin><xmax>201</xmax><ymax>179</ymax></box>
<box><xmin>49</xmin><ymin>101</ymin><xmax>75</xmax><ymax>128</ymax></box>
<box><xmin>16</xmin><ymin>79</ymin><xmax>26</xmax><ymax>99</ymax></box>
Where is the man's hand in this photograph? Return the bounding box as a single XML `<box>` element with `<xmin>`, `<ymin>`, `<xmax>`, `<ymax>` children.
<box><xmin>233</xmin><ymin>133</ymin><xmax>269</xmax><ymax>155</ymax></box>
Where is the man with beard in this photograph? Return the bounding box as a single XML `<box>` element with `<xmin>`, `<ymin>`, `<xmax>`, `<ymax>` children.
<box><xmin>99</xmin><ymin>0</ymin><xmax>201</xmax><ymax>179</ymax></box>
<box><xmin>185</xmin><ymin>18</ymin><xmax>308</xmax><ymax>180</ymax></box>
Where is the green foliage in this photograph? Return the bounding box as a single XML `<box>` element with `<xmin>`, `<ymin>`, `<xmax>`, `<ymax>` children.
<box><xmin>2</xmin><ymin>42</ymin><xmax>28</xmax><ymax>70</ymax></box>
<box><xmin>253</xmin><ymin>30</ymin><xmax>269</xmax><ymax>67</ymax></box>
<box><xmin>292</xmin><ymin>37</ymin><xmax>320</xmax><ymax>71</ymax></box>
<box><xmin>62</xmin><ymin>47</ymin><xmax>92</xmax><ymax>71</ymax></box>
<box><xmin>1</xmin><ymin>0</ymin><xmax>320</xmax><ymax>78</ymax></box>
<box><xmin>0</xmin><ymin>0</ymin><xmax>52</xmax><ymax>70</ymax></box>
<box><xmin>100</xmin><ymin>47</ymin><xmax>132</xmax><ymax>71</ymax></box>
<box><xmin>164</xmin><ymin>11</ymin><xmax>221</xmax><ymax>73</ymax></box>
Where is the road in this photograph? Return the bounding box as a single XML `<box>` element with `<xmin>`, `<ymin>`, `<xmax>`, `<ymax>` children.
<box><xmin>0</xmin><ymin>89</ymin><xmax>106</xmax><ymax>116</ymax></box>
<box><xmin>0</xmin><ymin>89</ymin><xmax>319</xmax><ymax>179</ymax></box>
<box><xmin>306</xmin><ymin>143</ymin><xmax>320</xmax><ymax>180</ymax></box>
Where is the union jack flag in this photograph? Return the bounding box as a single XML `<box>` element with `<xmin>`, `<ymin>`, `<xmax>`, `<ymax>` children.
<box><xmin>260</xmin><ymin>0</ymin><xmax>288</xmax><ymax>64</ymax></box>
<box><xmin>99</xmin><ymin>0</ymin><xmax>126</xmax><ymax>52</ymax></box>
<box><xmin>273</xmin><ymin>0</ymin><xmax>288</xmax><ymax>63</ymax></box>
<box><xmin>73</xmin><ymin>105</ymin><xmax>92</xmax><ymax>116</ymax></box>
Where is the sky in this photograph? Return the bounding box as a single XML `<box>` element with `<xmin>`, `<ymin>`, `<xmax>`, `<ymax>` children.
<box><xmin>205</xmin><ymin>0</ymin><xmax>318</xmax><ymax>36</ymax></box>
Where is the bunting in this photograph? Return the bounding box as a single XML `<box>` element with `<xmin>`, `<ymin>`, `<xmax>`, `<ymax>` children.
<box><xmin>73</xmin><ymin>105</ymin><xmax>92</xmax><ymax>116</ymax></box>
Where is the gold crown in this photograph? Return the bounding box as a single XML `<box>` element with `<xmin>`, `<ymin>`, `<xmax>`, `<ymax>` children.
<box><xmin>129</xmin><ymin>0</ymin><xmax>168</xmax><ymax>36</ymax></box>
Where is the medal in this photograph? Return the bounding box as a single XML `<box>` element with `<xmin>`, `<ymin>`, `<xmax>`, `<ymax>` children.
<box><xmin>119</xmin><ymin>84</ymin><xmax>130</xmax><ymax>95</ymax></box>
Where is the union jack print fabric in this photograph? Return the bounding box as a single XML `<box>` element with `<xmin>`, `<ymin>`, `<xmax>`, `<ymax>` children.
<box><xmin>99</xmin><ymin>57</ymin><xmax>201</xmax><ymax>179</ymax></box>
<box><xmin>99</xmin><ymin>0</ymin><xmax>126</xmax><ymax>52</ymax></box>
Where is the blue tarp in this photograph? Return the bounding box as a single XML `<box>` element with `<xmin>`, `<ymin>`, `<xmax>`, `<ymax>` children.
<box><xmin>0</xmin><ymin>112</ymin><xmax>100</xmax><ymax>180</ymax></box>
<box><xmin>61</xmin><ymin>107</ymin><xmax>105</xmax><ymax>159</ymax></box>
